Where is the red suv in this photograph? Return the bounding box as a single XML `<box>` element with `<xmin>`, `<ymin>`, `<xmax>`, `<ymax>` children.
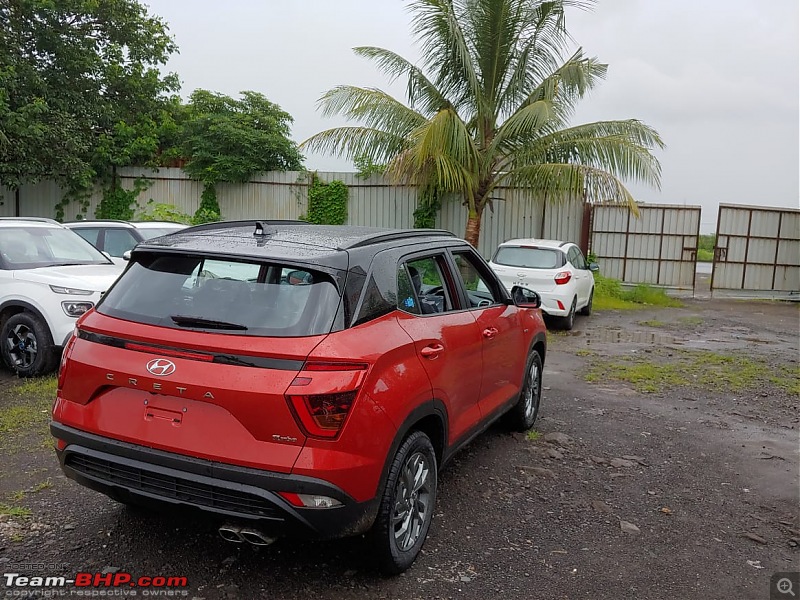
<box><xmin>52</xmin><ymin>222</ymin><xmax>547</xmax><ymax>573</ymax></box>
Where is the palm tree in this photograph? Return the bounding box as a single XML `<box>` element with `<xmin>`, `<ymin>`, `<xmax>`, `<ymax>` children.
<box><xmin>302</xmin><ymin>0</ymin><xmax>664</xmax><ymax>248</ymax></box>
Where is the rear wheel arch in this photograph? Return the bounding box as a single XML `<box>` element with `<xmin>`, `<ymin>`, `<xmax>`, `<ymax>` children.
<box><xmin>378</xmin><ymin>401</ymin><xmax>448</xmax><ymax>491</ymax></box>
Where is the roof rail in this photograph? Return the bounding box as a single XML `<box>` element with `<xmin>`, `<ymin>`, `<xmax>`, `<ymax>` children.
<box><xmin>343</xmin><ymin>229</ymin><xmax>457</xmax><ymax>249</ymax></box>
<box><xmin>183</xmin><ymin>219</ymin><xmax>309</xmax><ymax>233</ymax></box>
<box><xmin>63</xmin><ymin>219</ymin><xmax>132</xmax><ymax>225</ymax></box>
<box><xmin>0</xmin><ymin>217</ymin><xmax>61</xmax><ymax>225</ymax></box>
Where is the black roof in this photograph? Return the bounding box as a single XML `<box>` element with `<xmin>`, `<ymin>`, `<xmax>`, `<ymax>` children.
<box><xmin>134</xmin><ymin>220</ymin><xmax>461</xmax><ymax>267</ymax></box>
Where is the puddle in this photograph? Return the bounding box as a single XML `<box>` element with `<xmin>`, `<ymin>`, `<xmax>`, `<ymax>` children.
<box><xmin>582</xmin><ymin>329</ymin><xmax>676</xmax><ymax>345</ymax></box>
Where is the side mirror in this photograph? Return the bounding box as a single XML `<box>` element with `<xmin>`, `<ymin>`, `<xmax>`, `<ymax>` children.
<box><xmin>589</xmin><ymin>263</ymin><xmax>599</xmax><ymax>272</ymax></box>
<box><xmin>122</xmin><ymin>251</ymin><xmax>131</xmax><ymax>261</ymax></box>
<box><xmin>510</xmin><ymin>285</ymin><xmax>541</xmax><ymax>309</ymax></box>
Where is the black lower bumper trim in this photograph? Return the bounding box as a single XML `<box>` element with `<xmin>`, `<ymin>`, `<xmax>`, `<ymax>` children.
<box><xmin>51</xmin><ymin>422</ymin><xmax>379</xmax><ymax>539</ymax></box>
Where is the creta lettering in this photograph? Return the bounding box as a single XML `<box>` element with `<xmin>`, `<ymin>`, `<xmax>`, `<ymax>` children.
<box><xmin>104</xmin><ymin>374</ymin><xmax>215</xmax><ymax>399</ymax></box>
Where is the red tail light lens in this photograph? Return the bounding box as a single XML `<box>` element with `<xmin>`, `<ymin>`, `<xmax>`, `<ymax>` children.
<box><xmin>57</xmin><ymin>329</ymin><xmax>78</xmax><ymax>390</ymax></box>
<box><xmin>287</xmin><ymin>391</ymin><xmax>358</xmax><ymax>439</ymax></box>
<box><xmin>554</xmin><ymin>271</ymin><xmax>572</xmax><ymax>285</ymax></box>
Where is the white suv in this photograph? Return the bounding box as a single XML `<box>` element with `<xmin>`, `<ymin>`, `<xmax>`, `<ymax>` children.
<box><xmin>488</xmin><ymin>238</ymin><xmax>597</xmax><ymax>330</ymax></box>
<box><xmin>0</xmin><ymin>218</ymin><xmax>124</xmax><ymax>376</ymax></box>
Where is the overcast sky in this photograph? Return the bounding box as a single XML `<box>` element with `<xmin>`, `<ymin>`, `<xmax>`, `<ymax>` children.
<box><xmin>143</xmin><ymin>0</ymin><xmax>799</xmax><ymax>233</ymax></box>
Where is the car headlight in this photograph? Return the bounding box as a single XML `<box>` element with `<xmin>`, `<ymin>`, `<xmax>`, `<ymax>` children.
<box><xmin>62</xmin><ymin>301</ymin><xmax>94</xmax><ymax>317</ymax></box>
<box><xmin>50</xmin><ymin>285</ymin><xmax>94</xmax><ymax>295</ymax></box>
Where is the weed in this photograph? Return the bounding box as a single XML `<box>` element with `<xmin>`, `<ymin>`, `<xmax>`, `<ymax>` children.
<box><xmin>0</xmin><ymin>504</ymin><xmax>31</xmax><ymax>518</ymax></box>
<box><xmin>10</xmin><ymin>533</ymin><xmax>24</xmax><ymax>542</ymax></box>
<box><xmin>575</xmin><ymin>349</ymin><xmax>595</xmax><ymax>357</ymax></box>
<box><xmin>9</xmin><ymin>490</ymin><xmax>24</xmax><ymax>502</ymax></box>
<box><xmin>586</xmin><ymin>349</ymin><xmax>800</xmax><ymax>395</ymax></box>
<box><xmin>639</xmin><ymin>320</ymin><xmax>665</xmax><ymax>328</ymax></box>
<box><xmin>678</xmin><ymin>316</ymin><xmax>704</xmax><ymax>326</ymax></box>
<box><xmin>526</xmin><ymin>430</ymin><xmax>541</xmax><ymax>442</ymax></box>
<box><xmin>592</xmin><ymin>274</ymin><xmax>682</xmax><ymax>310</ymax></box>
<box><xmin>31</xmin><ymin>480</ymin><xmax>53</xmax><ymax>493</ymax></box>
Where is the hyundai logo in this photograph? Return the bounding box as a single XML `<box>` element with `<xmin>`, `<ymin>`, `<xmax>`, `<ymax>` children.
<box><xmin>146</xmin><ymin>358</ymin><xmax>176</xmax><ymax>377</ymax></box>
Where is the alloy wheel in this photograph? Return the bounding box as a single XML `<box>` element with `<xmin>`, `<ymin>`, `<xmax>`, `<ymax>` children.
<box><xmin>392</xmin><ymin>452</ymin><xmax>433</xmax><ymax>552</ymax></box>
<box><xmin>523</xmin><ymin>359</ymin><xmax>541</xmax><ymax>420</ymax></box>
<box><xmin>6</xmin><ymin>324</ymin><xmax>37</xmax><ymax>369</ymax></box>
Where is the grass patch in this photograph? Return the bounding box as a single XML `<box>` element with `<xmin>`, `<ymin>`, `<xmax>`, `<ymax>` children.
<box><xmin>593</xmin><ymin>274</ymin><xmax>682</xmax><ymax>310</ymax></box>
<box><xmin>526</xmin><ymin>430</ymin><xmax>541</xmax><ymax>442</ymax></box>
<box><xmin>586</xmin><ymin>350</ymin><xmax>800</xmax><ymax>395</ymax></box>
<box><xmin>639</xmin><ymin>320</ymin><xmax>665</xmax><ymax>328</ymax></box>
<box><xmin>30</xmin><ymin>480</ymin><xmax>52</xmax><ymax>493</ymax></box>
<box><xmin>0</xmin><ymin>375</ymin><xmax>56</xmax><ymax>448</ymax></box>
<box><xmin>14</xmin><ymin>376</ymin><xmax>57</xmax><ymax>400</ymax></box>
<box><xmin>0</xmin><ymin>504</ymin><xmax>31</xmax><ymax>518</ymax></box>
<box><xmin>575</xmin><ymin>349</ymin><xmax>595</xmax><ymax>357</ymax></box>
<box><xmin>678</xmin><ymin>316</ymin><xmax>704</xmax><ymax>326</ymax></box>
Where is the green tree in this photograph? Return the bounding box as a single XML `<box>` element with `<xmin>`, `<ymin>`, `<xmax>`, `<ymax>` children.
<box><xmin>0</xmin><ymin>0</ymin><xmax>179</xmax><ymax>208</ymax></box>
<box><xmin>302</xmin><ymin>0</ymin><xmax>664</xmax><ymax>248</ymax></box>
<box><xmin>178</xmin><ymin>89</ymin><xmax>304</xmax><ymax>223</ymax></box>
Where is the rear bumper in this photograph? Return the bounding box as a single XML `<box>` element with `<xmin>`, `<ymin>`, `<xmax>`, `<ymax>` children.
<box><xmin>50</xmin><ymin>422</ymin><xmax>379</xmax><ymax>539</ymax></box>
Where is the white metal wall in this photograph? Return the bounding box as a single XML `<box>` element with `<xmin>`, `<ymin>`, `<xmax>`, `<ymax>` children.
<box><xmin>590</xmin><ymin>203</ymin><xmax>701</xmax><ymax>291</ymax></box>
<box><xmin>1</xmin><ymin>168</ymin><xmax>585</xmax><ymax>259</ymax></box>
<box><xmin>712</xmin><ymin>204</ymin><xmax>800</xmax><ymax>299</ymax></box>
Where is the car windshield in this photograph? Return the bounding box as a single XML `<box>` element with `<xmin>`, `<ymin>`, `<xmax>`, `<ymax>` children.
<box><xmin>137</xmin><ymin>227</ymin><xmax>184</xmax><ymax>240</ymax></box>
<box><xmin>97</xmin><ymin>254</ymin><xmax>342</xmax><ymax>337</ymax></box>
<box><xmin>493</xmin><ymin>246</ymin><xmax>564</xmax><ymax>269</ymax></box>
<box><xmin>0</xmin><ymin>226</ymin><xmax>111</xmax><ymax>269</ymax></box>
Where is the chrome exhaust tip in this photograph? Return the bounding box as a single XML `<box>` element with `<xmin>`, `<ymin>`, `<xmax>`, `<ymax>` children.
<box><xmin>218</xmin><ymin>525</ymin><xmax>244</xmax><ymax>543</ymax></box>
<box><xmin>239</xmin><ymin>528</ymin><xmax>277</xmax><ymax>546</ymax></box>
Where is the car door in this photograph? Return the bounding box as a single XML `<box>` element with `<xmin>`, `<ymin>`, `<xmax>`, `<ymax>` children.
<box><xmin>449</xmin><ymin>248</ymin><xmax>527</xmax><ymax>420</ymax></box>
<box><xmin>568</xmin><ymin>246</ymin><xmax>592</xmax><ymax>306</ymax></box>
<box><xmin>395</xmin><ymin>254</ymin><xmax>484</xmax><ymax>444</ymax></box>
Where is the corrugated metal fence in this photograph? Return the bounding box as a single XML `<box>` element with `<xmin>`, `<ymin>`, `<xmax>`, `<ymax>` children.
<box><xmin>589</xmin><ymin>204</ymin><xmax>701</xmax><ymax>293</ymax></box>
<box><xmin>0</xmin><ymin>168</ymin><xmax>584</xmax><ymax>259</ymax></box>
<box><xmin>711</xmin><ymin>204</ymin><xmax>800</xmax><ymax>299</ymax></box>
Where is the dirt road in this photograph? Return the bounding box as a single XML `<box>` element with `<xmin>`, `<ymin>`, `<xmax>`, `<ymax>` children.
<box><xmin>1</xmin><ymin>298</ymin><xmax>798</xmax><ymax>599</ymax></box>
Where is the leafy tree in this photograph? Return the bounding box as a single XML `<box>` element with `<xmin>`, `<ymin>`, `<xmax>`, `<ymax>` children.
<box><xmin>178</xmin><ymin>89</ymin><xmax>304</xmax><ymax>223</ymax></box>
<box><xmin>0</xmin><ymin>0</ymin><xmax>178</xmax><ymax>210</ymax></box>
<box><xmin>303</xmin><ymin>0</ymin><xmax>664</xmax><ymax>248</ymax></box>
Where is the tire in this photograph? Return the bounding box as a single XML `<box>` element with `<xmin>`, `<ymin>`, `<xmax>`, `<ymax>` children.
<box><xmin>505</xmin><ymin>350</ymin><xmax>543</xmax><ymax>431</ymax></box>
<box><xmin>1</xmin><ymin>312</ymin><xmax>57</xmax><ymax>377</ymax></box>
<box><xmin>557</xmin><ymin>297</ymin><xmax>576</xmax><ymax>330</ymax></box>
<box><xmin>370</xmin><ymin>431</ymin><xmax>437</xmax><ymax>575</ymax></box>
<box><xmin>579</xmin><ymin>289</ymin><xmax>594</xmax><ymax>316</ymax></box>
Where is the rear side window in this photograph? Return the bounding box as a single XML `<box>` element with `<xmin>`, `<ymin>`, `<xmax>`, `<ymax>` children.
<box><xmin>97</xmin><ymin>255</ymin><xmax>342</xmax><ymax>337</ymax></box>
<box><xmin>493</xmin><ymin>246</ymin><xmax>565</xmax><ymax>269</ymax></box>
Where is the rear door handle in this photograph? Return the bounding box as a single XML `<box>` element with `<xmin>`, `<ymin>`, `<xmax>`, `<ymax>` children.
<box><xmin>420</xmin><ymin>344</ymin><xmax>445</xmax><ymax>359</ymax></box>
<box><xmin>483</xmin><ymin>327</ymin><xmax>499</xmax><ymax>339</ymax></box>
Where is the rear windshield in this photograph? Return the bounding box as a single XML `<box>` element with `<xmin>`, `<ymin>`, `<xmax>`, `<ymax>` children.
<box><xmin>97</xmin><ymin>255</ymin><xmax>341</xmax><ymax>337</ymax></box>
<box><xmin>493</xmin><ymin>246</ymin><xmax>565</xmax><ymax>269</ymax></box>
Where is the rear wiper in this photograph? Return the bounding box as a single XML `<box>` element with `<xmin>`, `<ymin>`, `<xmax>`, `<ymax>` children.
<box><xmin>170</xmin><ymin>315</ymin><xmax>248</xmax><ymax>331</ymax></box>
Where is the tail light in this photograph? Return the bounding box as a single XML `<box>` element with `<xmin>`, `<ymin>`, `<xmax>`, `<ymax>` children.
<box><xmin>554</xmin><ymin>271</ymin><xmax>572</xmax><ymax>285</ymax></box>
<box><xmin>285</xmin><ymin>361</ymin><xmax>368</xmax><ymax>439</ymax></box>
<box><xmin>57</xmin><ymin>328</ymin><xmax>79</xmax><ymax>390</ymax></box>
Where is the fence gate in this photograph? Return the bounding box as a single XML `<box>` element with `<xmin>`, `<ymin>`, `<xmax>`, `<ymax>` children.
<box><xmin>711</xmin><ymin>204</ymin><xmax>800</xmax><ymax>299</ymax></box>
<box><xmin>590</xmin><ymin>203</ymin><xmax>701</xmax><ymax>293</ymax></box>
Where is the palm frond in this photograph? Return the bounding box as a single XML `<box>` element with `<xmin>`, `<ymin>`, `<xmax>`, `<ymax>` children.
<box><xmin>500</xmin><ymin>162</ymin><xmax>638</xmax><ymax>213</ymax></box>
<box><xmin>316</xmin><ymin>85</ymin><xmax>426</xmax><ymax>138</ymax></box>
<box><xmin>514</xmin><ymin>120</ymin><xmax>665</xmax><ymax>189</ymax></box>
<box><xmin>352</xmin><ymin>47</ymin><xmax>450</xmax><ymax>116</ymax></box>
<box><xmin>300</xmin><ymin>127</ymin><xmax>407</xmax><ymax>165</ymax></box>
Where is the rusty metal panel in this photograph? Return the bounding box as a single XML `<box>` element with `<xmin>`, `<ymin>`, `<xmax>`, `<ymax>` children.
<box><xmin>712</xmin><ymin>204</ymin><xmax>800</xmax><ymax>299</ymax></box>
<box><xmin>590</xmin><ymin>203</ymin><xmax>700</xmax><ymax>292</ymax></box>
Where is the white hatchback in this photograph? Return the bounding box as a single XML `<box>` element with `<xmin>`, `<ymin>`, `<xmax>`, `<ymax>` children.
<box><xmin>488</xmin><ymin>238</ymin><xmax>597</xmax><ymax>330</ymax></box>
<box><xmin>0</xmin><ymin>218</ymin><xmax>125</xmax><ymax>376</ymax></box>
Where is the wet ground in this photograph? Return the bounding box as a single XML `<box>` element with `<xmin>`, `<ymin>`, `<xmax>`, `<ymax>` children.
<box><xmin>0</xmin><ymin>298</ymin><xmax>798</xmax><ymax>599</ymax></box>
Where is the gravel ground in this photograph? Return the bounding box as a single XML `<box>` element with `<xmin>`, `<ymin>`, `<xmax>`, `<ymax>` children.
<box><xmin>0</xmin><ymin>297</ymin><xmax>798</xmax><ymax>600</ymax></box>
